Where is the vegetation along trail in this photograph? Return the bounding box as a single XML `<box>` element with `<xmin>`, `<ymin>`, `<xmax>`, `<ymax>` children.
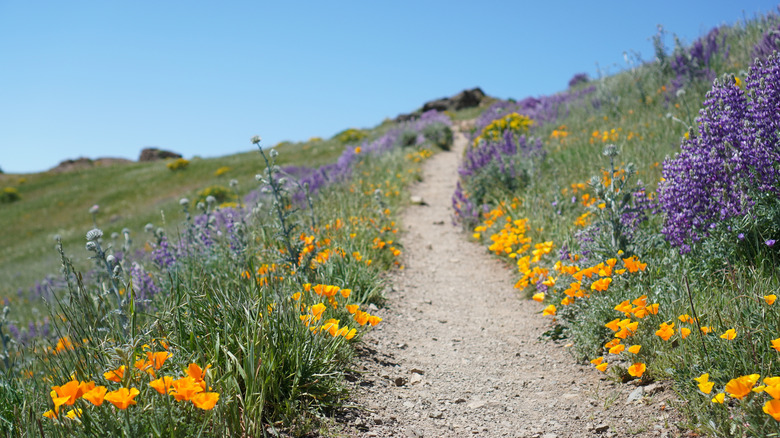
<box><xmin>346</xmin><ymin>129</ymin><xmax>679</xmax><ymax>438</ymax></box>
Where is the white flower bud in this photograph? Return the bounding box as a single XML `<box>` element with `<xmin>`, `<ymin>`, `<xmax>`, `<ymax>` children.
<box><xmin>86</xmin><ymin>229</ymin><xmax>103</xmax><ymax>241</ymax></box>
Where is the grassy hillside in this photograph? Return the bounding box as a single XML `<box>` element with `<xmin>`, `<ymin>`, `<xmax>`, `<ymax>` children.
<box><xmin>0</xmin><ymin>106</ymin><xmax>457</xmax><ymax>436</ymax></box>
<box><xmin>457</xmin><ymin>10</ymin><xmax>780</xmax><ymax>437</ymax></box>
<box><xmin>0</xmin><ymin>129</ymin><xmax>386</xmax><ymax>302</ymax></box>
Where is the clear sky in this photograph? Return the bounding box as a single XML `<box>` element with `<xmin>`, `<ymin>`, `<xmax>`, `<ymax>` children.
<box><xmin>1</xmin><ymin>1</ymin><xmax>778</xmax><ymax>173</ymax></box>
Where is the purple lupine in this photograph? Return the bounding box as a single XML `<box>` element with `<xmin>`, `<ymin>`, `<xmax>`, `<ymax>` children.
<box><xmin>6</xmin><ymin>323</ymin><xmax>19</xmax><ymax>341</ymax></box>
<box><xmin>619</xmin><ymin>186</ymin><xmax>659</xmax><ymax>239</ymax></box>
<box><xmin>670</xmin><ymin>26</ymin><xmax>727</xmax><ymax>84</ymax></box>
<box><xmin>754</xmin><ymin>24</ymin><xmax>780</xmax><ymax>60</ymax></box>
<box><xmin>129</xmin><ymin>262</ymin><xmax>160</xmax><ymax>305</ymax></box>
<box><xmin>452</xmin><ymin>181</ymin><xmax>479</xmax><ymax>226</ymax></box>
<box><xmin>660</xmin><ymin>52</ymin><xmax>780</xmax><ymax>251</ymax></box>
<box><xmin>151</xmin><ymin>235</ymin><xmax>176</xmax><ymax>270</ymax></box>
<box><xmin>269</xmin><ymin>110</ymin><xmax>450</xmax><ymax>205</ymax></box>
<box><xmin>453</xmin><ymin>128</ymin><xmax>544</xmax><ymax>226</ymax></box>
<box><xmin>568</xmin><ymin>73</ymin><xmax>589</xmax><ymax>88</ymax></box>
<box><xmin>472</xmin><ymin>87</ymin><xmax>595</xmax><ymax>143</ymax></box>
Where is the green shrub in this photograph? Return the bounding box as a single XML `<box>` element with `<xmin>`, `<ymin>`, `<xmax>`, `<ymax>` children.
<box><xmin>196</xmin><ymin>185</ymin><xmax>235</xmax><ymax>205</ymax></box>
<box><xmin>397</xmin><ymin>130</ymin><xmax>419</xmax><ymax>148</ymax></box>
<box><xmin>166</xmin><ymin>158</ymin><xmax>190</xmax><ymax>171</ymax></box>
<box><xmin>422</xmin><ymin>122</ymin><xmax>454</xmax><ymax>151</ymax></box>
<box><xmin>0</xmin><ymin>187</ymin><xmax>20</xmax><ymax>204</ymax></box>
<box><xmin>333</xmin><ymin>128</ymin><xmax>367</xmax><ymax>144</ymax></box>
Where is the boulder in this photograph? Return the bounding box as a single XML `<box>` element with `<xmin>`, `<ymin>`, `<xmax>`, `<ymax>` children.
<box><xmin>422</xmin><ymin>87</ymin><xmax>486</xmax><ymax>112</ymax></box>
<box><xmin>396</xmin><ymin>87</ymin><xmax>487</xmax><ymax>122</ymax></box>
<box><xmin>139</xmin><ymin>148</ymin><xmax>182</xmax><ymax>162</ymax></box>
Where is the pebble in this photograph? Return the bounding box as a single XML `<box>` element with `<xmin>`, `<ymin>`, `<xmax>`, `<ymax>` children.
<box><xmin>627</xmin><ymin>386</ymin><xmax>645</xmax><ymax>403</ymax></box>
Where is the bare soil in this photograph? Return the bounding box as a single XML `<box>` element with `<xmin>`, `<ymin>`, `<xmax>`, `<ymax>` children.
<box><xmin>340</xmin><ymin>130</ymin><xmax>684</xmax><ymax>438</ymax></box>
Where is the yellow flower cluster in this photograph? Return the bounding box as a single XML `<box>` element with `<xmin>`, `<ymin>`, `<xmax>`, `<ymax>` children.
<box><xmin>214</xmin><ymin>166</ymin><xmax>231</xmax><ymax>177</ymax></box>
<box><xmin>549</xmin><ymin>125</ymin><xmax>569</xmax><ymax>142</ymax></box>
<box><xmin>335</xmin><ymin>128</ymin><xmax>367</xmax><ymax>144</ymax></box>
<box><xmin>696</xmin><ymin>372</ymin><xmax>780</xmax><ymax>421</ymax></box>
<box><xmin>44</xmin><ymin>348</ymin><xmax>218</xmax><ymax>421</ymax></box>
<box><xmin>406</xmin><ymin>148</ymin><xmax>433</xmax><ymax>163</ymax></box>
<box><xmin>166</xmin><ymin>158</ymin><xmax>190</xmax><ymax>171</ymax></box>
<box><xmin>472</xmin><ymin>113</ymin><xmax>533</xmax><ymax>147</ymax></box>
<box><xmin>588</xmin><ymin>128</ymin><xmax>641</xmax><ymax>144</ymax></box>
<box><xmin>295</xmin><ymin>283</ymin><xmax>381</xmax><ymax>340</ymax></box>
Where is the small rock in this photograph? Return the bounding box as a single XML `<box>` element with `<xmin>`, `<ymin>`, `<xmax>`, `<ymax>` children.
<box><xmin>466</xmin><ymin>400</ymin><xmax>485</xmax><ymax>409</ymax></box>
<box><xmin>592</xmin><ymin>423</ymin><xmax>610</xmax><ymax>433</ymax></box>
<box><xmin>410</xmin><ymin>374</ymin><xmax>423</xmax><ymax>385</ymax></box>
<box><xmin>627</xmin><ymin>386</ymin><xmax>645</xmax><ymax>403</ymax></box>
<box><xmin>395</xmin><ymin>377</ymin><xmax>407</xmax><ymax>387</ymax></box>
<box><xmin>454</xmin><ymin>398</ymin><xmax>466</xmax><ymax>404</ymax></box>
<box><xmin>403</xmin><ymin>401</ymin><xmax>416</xmax><ymax>408</ymax></box>
<box><xmin>410</xmin><ymin>195</ymin><xmax>427</xmax><ymax>205</ymax></box>
<box><xmin>410</xmin><ymin>368</ymin><xmax>425</xmax><ymax>375</ymax></box>
<box><xmin>644</xmin><ymin>382</ymin><xmax>663</xmax><ymax>395</ymax></box>
<box><xmin>428</xmin><ymin>411</ymin><xmax>443</xmax><ymax>419</ymax></box>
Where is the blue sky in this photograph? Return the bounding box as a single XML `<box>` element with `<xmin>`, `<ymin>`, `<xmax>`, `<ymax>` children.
<box><xmin>1</xmin><ymin>1</ymin><xmax>778</xmax><ymax>173</ymax></box>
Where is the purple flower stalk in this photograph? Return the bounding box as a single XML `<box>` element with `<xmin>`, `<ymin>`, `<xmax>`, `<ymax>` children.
<box><xmin>660</xmin><ymin>52</ymin><xmax>780</xmax><ymax>251</ymax></box>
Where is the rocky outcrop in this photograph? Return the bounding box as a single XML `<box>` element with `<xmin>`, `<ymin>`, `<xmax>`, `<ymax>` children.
<box><xmin>49</xmin><ymin>157</ymin><xmax>133</xmax><ymax>173</ymax></box>
<box><xmin>139</xmin><ymin>148</ymin><xmax>182</xmax><ymax>162</ymax></box>
<box><xmin>396</xmin><ymin>87</ymin><xmax>488</xmax><ymax>122</ymax></box>
<box><xmin>422</xmin><ymin>88</ymin><xmax>486</xmax><ymax>112</ymax></box>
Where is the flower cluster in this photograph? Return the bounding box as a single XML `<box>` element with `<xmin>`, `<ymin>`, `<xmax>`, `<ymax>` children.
<box><xmin>660</xmin><ymin>53</ymin><xmax>780</xmax><ymax>251</ymax></box>
<box><xmin>44</xmin><ymin>349</ymin><xmax>218</xmax><ymax>422</ymax></box>
<box><xmin>295</xmin><ymin>283</ymin><xmax>381</xmax><ymax>339</ymax></box>
<box><xmin>670</xmin><ymin>26</ymin><xmax>727</xmax><ymax>86</ymax></box>
<box><xmin>166</xmin><ymin>158</ymin><xmax>190</xmax><ymax>171</ymax></box>
<box><xmin>694</xmin><ymin>371</ymin><xmax>780</xmax><ymax>422</ymax></box>
<box><xmin>472</xmin><ymin>113</ymin><xmax>533</xmax><ymax>147</ymax></box>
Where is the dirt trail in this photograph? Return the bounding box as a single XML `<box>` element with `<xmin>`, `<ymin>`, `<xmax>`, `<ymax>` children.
<box><xmin>345</xmin><ymin>130</ymin><xmax>679</xmax><ymax>438</ymax></box>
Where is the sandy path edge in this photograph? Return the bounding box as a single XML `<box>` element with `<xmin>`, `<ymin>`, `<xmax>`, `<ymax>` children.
<box><xmin>341</xmin><ymin>130</ymin><xmax>681</xmax><ymax>438</ymax></box>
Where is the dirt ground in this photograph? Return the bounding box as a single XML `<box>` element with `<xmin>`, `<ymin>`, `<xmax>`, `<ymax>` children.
<box><xmin>341</xmin><ymin>130</ymin><xmax>683</xmax><ymax>438</ymax></box>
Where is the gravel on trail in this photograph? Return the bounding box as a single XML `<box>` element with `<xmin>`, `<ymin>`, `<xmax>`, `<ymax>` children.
<box><xmin>343</xmin><ymin>130</ymin><xmax>682</xmax><ymax>438</ymax></box>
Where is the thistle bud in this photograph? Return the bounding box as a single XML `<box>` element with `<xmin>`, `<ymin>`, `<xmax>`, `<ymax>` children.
<box><xmin>86</xmin><ymin>229</ymin><xmax>103</xmax><ymax>241</ymax></box>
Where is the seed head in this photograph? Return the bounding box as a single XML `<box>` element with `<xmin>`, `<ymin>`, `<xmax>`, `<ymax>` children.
<box><xmin>86</xmin><ymin>228</ymin><xmax>103</xmax><ymax>241</ymax></box>
<box><xmin>179</xmin><ymin>198</ymin><xmax>190</xmax><ymax>207</ymax></box>
<box><xmin>144</xmin><ymin>223</ymin><xmax>154</xmax><ymax>233</ymax></box>
<box><xmin>251</xmin><ymin>135</ymin><xmax>262</xmax><ymax>145</ymax></box>
<box><xmin>270</xmin><ymin>149</ymin><xmax>279</xmax><ymax>158</ymax></box>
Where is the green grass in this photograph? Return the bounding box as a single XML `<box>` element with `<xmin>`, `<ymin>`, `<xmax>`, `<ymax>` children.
<box><xmin>0</xmin><ymin>134</ymin><xmax>368</xmax><ymax>303</ymax></box>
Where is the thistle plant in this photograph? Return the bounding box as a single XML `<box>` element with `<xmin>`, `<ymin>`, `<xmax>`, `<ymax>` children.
<box><xmin>253</xmin><ymin>136</ymin><xmax>306</xmax><ymax>268</ymax></box>
<box><xmin>578</xmin><ymin>145</ymin><xmax>659</xmax><ymax>258</ymax></box>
